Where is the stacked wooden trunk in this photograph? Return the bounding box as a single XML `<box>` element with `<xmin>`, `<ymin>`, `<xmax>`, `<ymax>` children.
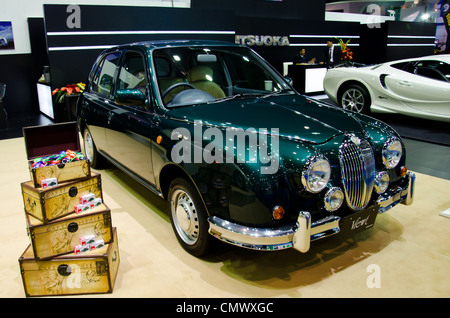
<box><xmin>18</xmin><ymin>122</ymin><xmax>120</xmax><ymax>297</ymax></box>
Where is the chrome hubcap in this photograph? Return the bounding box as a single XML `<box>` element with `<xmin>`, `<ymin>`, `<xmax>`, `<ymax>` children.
<box><xmin>342</xmin><ymin>88</ymin><xmax>364</xmax><ymax>113</ymax></box>
<box><xmin>84</xmin><ymin>131</ymin><xmax>94</xmax><ymax>162</ymax></box>
<box><xmin>171</xmin><ymin>189</ymin><xmax>199</xmax><ymax>245</ymax></box>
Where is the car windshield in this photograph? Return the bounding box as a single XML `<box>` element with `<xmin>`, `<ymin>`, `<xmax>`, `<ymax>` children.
<box><xmin>152</xmin><ymin>46</ymin><xmax>293</xmax><ymax>107</ymax></box>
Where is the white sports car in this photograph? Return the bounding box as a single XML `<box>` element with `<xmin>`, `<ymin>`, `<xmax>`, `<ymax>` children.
<box><xmin>323</xmin><ymin>54</ymin><xmax>450</xmax><ymax>122</ymax></box>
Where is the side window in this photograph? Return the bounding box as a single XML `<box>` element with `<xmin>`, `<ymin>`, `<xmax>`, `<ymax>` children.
<box><xmin>414</xmin><ymin>60</ymin><xmax>450</xmax><ymax>82</ymax></box>
<box><xmin>390</xmin><ymin>61</ymin><xmax>410</xmax><ymax>71</ymax></box>
<box><xmin>91</xmin><ymin>51</ymin><xmax>121</xmax><ymax>97</ymax></box>
<box><xmin>225</xmin><ymin>53</ymin><xmax>272</xmax><ymax>91</ymax></box>
<box><xmin>117</xmin><ymin>51</ymin><xmax>148</xmax><ymax>93</ymax></box>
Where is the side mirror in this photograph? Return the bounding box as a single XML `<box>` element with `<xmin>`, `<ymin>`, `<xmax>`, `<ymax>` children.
<box><xmin>114</xmin><ymin>89</ymin><xmax>146</xmax><ymax>106</ymax></box>
<box><xmin>284</xmin><ymin>76</ymin><xmax>293</xmax><ymax>86</ymax></box>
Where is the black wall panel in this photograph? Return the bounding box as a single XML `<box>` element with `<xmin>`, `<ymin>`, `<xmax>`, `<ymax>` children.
<box><xmin>235</xmin><ymin>16</ymin><xmax>360</xmax><ymax>72</ymax></box>
<box><xmin>39</xmin><ymin>3</ymin><xmax>438</xmax><ymax>122</ymax></box>
<box><xmin>44</xmin><ymin>5</ymin><xmax>235</xmax><ymax>89</ymax></box>
<box><xmin>359</xmin><ymin>21</ymin><xmax>436</xmax><ymax>64</ymax></box>
<box><xmin>192</xmin><ymin>0</ymin><xmax>326</xmax><ymax>20</ymax></box>
<box><xmin>44</xmin><ymin>3</ymin><xmax>357</xmax><ymax>89</ymax></box>
<box><xmin>0</xmin><ymin>54</ymin><xmax>39</xmax><ymax>116</ymax></box>
<box><xmin>385</xmin><ymin>21</ymin><xmax>436</xmax><ymax>61</ymax></box>
<box><xmin>43</xmin><ymin>5</ymin><xmax>236</xmax><ymax>120</ymax></box>
<box><xmin>0</xmin><ymin>19</ymin><xmax>47</xmax><ymax>116</ymax></box>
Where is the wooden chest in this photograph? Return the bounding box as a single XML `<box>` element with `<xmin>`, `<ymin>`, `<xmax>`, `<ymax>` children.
<box><xmin>23</xmin><ymin>122</ymin><xmax>91</xmax><ymax>188</ymax></box>
<box><xmin>19</xmin><ymin>228</ymin><xmax>119</xmax><ymax>297</ymax></box>
<box><xmin>21</xmin><ymin>173</ymin><xmax>102</xmax><ymax>223</ymax></box>
<box><xmin>26</xmin><ymin>203</ymin><xmax>113</xmax><ymax>260</ymax></box>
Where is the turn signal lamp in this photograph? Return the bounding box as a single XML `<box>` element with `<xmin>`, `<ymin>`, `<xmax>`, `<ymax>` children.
<box><xmin>400</xmin><ymin>166</ymin><xmax>408</xmax><ymax>177</ymax></box>
<box><xmin>272</xmin><ymin>205</ymin><xmax>285</xmax><ymax>220</ymax></box>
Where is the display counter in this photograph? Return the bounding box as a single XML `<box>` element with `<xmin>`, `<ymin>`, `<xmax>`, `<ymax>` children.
<box><xmin>287</xmin><ymin>64</ymin><xmax>327</xmax><ymax>95</ymax></box>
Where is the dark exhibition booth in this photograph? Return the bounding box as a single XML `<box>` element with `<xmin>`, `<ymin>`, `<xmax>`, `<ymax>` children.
<box><xmin>0</xmin><ymin>0</ymin><xmax>449</xmax><ymax>302</ymax></box>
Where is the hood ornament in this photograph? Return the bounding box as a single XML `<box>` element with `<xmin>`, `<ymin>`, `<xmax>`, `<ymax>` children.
<box><xmin>350</xmin><ymin>135</ymin><xmax>361</xmax><ymax>146</ymax></box>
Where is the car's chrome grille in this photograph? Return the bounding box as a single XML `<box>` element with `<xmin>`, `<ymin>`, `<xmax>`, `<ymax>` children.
<box><xmin>339</xmin><ymin>137</ymin><xmax>375</xmax><ymax>211</ymax></box>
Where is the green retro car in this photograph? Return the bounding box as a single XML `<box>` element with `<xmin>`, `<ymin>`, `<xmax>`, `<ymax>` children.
<box><xmin>77</xmin><ymin>40</ymin><xmax>415</xmax><ymax>257</ymax></box>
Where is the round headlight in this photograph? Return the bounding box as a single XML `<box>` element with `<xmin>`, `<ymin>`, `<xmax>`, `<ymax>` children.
<box><xmin>324</xmin><ymin>187</ymin><xmax>344</xmax><ymax>212</ymax></box>
<box><xmin>301</xmin><ymin>156</ymin><xmax>331</xmax><ymax>193</ymax></box>
<box><xmin>374</xmin><ymin>171</ymin><xmax>390</xmax><ymax>194</ymax></box>
<box><xmin>382</xmin><ymin>138</ymin><xmax>402</xmax><ymax>168</ymax></box>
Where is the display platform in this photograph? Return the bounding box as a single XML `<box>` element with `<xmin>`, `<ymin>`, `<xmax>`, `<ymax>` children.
<box><xmin>2</xmin><ymin>137</ymin><xmax>449</xmax><ymax>298</ymax></box>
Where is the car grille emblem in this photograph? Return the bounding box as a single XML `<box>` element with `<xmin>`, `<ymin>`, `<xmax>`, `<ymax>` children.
<box><xmin>350</xmin><ymin>135</ymin><xmax>361</xmax><ymax>146</ymax></box>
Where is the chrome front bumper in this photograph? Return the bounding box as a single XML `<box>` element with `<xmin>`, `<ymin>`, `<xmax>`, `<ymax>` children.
<box><xmin>208</xmin><ymin>172</ymin><xmax>415</xmax><ymax>253</ymax></box>
<box><xmin>377</xmin><ymin>171</ymin><xmax>415</xmax><ymax>213</ymax></box>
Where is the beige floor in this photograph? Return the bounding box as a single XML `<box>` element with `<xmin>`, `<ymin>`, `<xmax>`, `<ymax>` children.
<box><xmin>1</xmin><ymin>136</ymin><xmax>449</xmax><ymax>298</ymax></box>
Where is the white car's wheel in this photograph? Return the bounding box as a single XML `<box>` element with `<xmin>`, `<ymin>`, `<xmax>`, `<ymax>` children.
<box><xmin>339</xmin><ymin>84</ymin><xmax>371</xmax><ymax>114</ymax></box>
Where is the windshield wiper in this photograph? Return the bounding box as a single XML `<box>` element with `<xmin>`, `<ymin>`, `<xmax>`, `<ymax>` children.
<box><xmin>260</xmin><ymin>88</ymin><xmax>295</xmax><ymax>98</ymax></box>
<box><xmin>209</xmin><ymin>89</ymin><xmax>295</xmax><ymax>104</ymax></box>
<box><xmin>208</xmin><ymin>93</ymin><xmax>265</xmax><ymax>103</ymax></box>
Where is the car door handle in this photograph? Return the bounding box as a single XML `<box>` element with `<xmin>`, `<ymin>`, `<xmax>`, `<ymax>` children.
<box><xmin>398</xmin><ymin>81</ymin><xmax>412</xmax><ymax>87</ymax></box>
<box><xmin>107</xmin><ymin>111</ymin><xmax>114</xmax><ymax>124</ymax></box>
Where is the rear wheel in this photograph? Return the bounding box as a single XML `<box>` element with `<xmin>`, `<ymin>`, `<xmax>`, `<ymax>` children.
<box><xmin>339</xmin><ymin>84</ymin><xmax>371</xmax><ymax>114</ymax></box>
<box><xmin>168</xmin><ymin>178</ymin><xmax>212</xmax><ymax>257</ymax></box>
<box><xmin>83</xmin><ymin>128</ymin><xmax>105</xmax><ymax>168</ymax></box>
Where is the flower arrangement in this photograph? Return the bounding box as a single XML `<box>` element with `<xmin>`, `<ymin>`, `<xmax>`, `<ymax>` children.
<box><xmin>336</xmin><ymin>38</ymin><xmax>354</xmax><ymax>62</ymax></box>
<box><xmin>52</xmin><ymin>82</ymin><xmax>86</xmax><ymax>103</ymax></box>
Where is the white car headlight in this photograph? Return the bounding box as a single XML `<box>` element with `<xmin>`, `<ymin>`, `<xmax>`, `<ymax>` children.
<box><xmin>382</xmin><ymin>138</ymin><xmax>402</xmax><ymax>168</ymax></box>
<box><xmin>301</xmin><ymin>156</ymin><xmax>331</xmax><ymax>193</ymax></box>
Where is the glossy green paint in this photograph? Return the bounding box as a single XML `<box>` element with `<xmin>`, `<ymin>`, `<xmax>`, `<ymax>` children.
<box><xmin>166</xmin><ymin>94</ymin><xmax>368</xmax><ymax>144</ymax></box>
<box><xmin>78</xmin><ymin>40</ymin><xmax>407</xmax><ymax>228</ymax></box>
<box><xmin>114</xmin><ymin>89</ymin><xmax>146</xmax><ymax>106</ymax></box>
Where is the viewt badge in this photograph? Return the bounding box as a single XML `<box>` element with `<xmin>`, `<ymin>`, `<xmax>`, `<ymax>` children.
<box><xmin>340</xmin><ymin>206</ymin><xmax>378</xmax><ymax>238</ymax></box>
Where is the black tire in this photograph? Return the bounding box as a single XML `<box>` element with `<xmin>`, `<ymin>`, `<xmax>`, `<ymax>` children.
<box><xmin>168</xmin><ymin>177</ymin><xmax>212</xmax><ymax>257</ymax></box>
<box><xmin>339</xmin><ymin>84</ymin><xmax>371</xmax><ymax>114</ymax></box>
<box><xmin>83</xmin><ymin>128</ymin><xmax>105</xmax><ymax>169</ymax></box>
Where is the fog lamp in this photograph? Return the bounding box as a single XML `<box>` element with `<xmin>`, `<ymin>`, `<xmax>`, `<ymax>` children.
<box><xmin>272</xmin><ymin>205</ymin><xmax>285</xmax><ymax>220</ymax></box>
<box><xmin>324</xmin><ymin>187</ymin><xmax>344</xmax><ymax>212</ymax></box>
<box><xmin>374</xmin><ymin>171</ymin><xmax>390</xmax><ymax>194</ymax></box>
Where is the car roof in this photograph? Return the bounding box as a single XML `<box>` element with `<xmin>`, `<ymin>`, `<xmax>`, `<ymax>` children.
<box><xmin>387</xmin><ymin>54</ymin><xmax>450</xmax><ymax>65</ymax></box>
<box><xmin>112</xmin><ymin>40</ymin><xmax>242</xmax><ymax>51</ymax></box>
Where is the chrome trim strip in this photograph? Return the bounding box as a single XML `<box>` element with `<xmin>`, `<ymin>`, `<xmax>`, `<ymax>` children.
<box><xmin>293</xmin><ymin>212</ymin><xmax>311</xmax><ymax>253</ymax></box>
<box><xmin>377</xmin><ymin>171</ymin><xmax>415</xmax><ymax>213</ymax></box>
<box><xmin>208</xmin><ymin>212</ymin><xmax>341</xmax><ymax>253</ymax></box>
<box><xmin>207</xmin><ymin>173</ymin><xmax>415</xmax><ymax>252</ymax></box>
<box><xmin>208</xmin><ymin>216</ymin><xmax>297</xmax><ymax>250</ymax></box>
<box><xmin>403</xmin><ymin>171</ymin><xmax>415</xmax><ymax>206</ymax></box>
<box><xmin>310</xmin><ymin>215</ymin><xmax>340</xmax><ymax>241</ymax></box>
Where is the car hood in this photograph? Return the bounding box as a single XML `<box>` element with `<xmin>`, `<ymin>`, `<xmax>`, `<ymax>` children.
<box><xmin>165</xmin><ymin>94</ymin><xmax>366</xmax><ymax>144</ymax></box>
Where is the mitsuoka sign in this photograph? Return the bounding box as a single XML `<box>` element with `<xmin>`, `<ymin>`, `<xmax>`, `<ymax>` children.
<box><xmin>235</xmin><ymin>35</ymin><xmax>290</xmax><ymax>46</ymax></box>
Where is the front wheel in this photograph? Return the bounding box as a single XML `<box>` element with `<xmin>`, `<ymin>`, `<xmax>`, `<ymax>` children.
<box><xmin>339</xmin><ymin>84</ymin><xmax>371</xmax><ymax>114</ymax></box>
<box><xmin>168</xmin><ymin>178</ymin><xmax>212</xmax><ymax>257</ymax></box>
